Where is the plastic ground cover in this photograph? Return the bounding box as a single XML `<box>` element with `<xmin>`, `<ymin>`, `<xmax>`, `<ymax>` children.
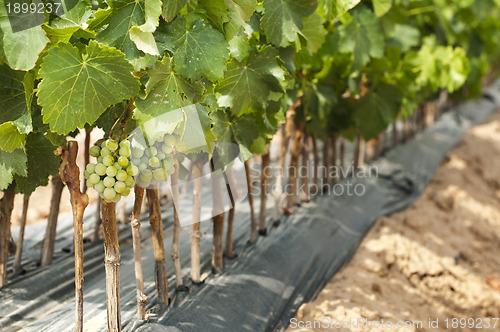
<box><xmin>1</xmin><ymin>81</ymin><xmax>500</xmax><ymax>332</ymax></box>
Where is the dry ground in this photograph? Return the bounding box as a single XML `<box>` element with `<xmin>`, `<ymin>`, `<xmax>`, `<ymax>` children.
<box><xmin>287</xmin><ymin>111</ymin><xmax>500</xmax><ymax>332</ymax></box>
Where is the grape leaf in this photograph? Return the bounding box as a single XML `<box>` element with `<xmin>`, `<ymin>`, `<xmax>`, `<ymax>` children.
<box><xmin>0</xmin><ymin>64</ymin><xmax>31</xmax><ymax>125</ymax></box>
<box><xmin>0</xmin><ymin>4</ymin><xmax>49</xmax><ymax>70</ymax></box>
<box><xmin>223</xmin><ymin>0</ymin><xmax>256</xmax><ymax>40</ymax></box>
<box><xmin>317</xmin><ymin>0</ymin><xmax>361</xmax><ymax>21</ymax></box>
<box><xmin>338</xmin><ymin>8</ymin><xmax>384</xmax><ymax>71</ymax></box>
<box><xmin>38</xmin><ymin>40</ymin><xmax>140</xmax><ymax>135</ymax></box>
<box><xmin>372</xmin><ymin>0</ymin><xmax>392</xmax><ymax>17</ymax></box>
<box><xmin>134</xmin><ymin>56</ymin><xmax>205</xmax><ymax>123</ymax></box>
<box><xmin>228</xmin><ymin>33</ymin><xmax>250</xmax><ymax>61</ymax></box>
<box><xmin>95</xmin><ymin>102</ymin><xmax>137</xmax><ymax>137</ymax></box>
<box><xmin>162</xmin><ymin>0</ymin><xmax>198</xmax><ymax>22</ymax></box>
<box><xmin>93</xmin><ymin>0</ymin><xmax>161</xmax><ymax>60</ymax></box>
<box><xmin>14</xmin><ymin>133</ymin><xmax>60</xmax><ymax>195</ymax></box>
<box><xmin>0</xmin><ymin>122</ymin><xmax>24</xmax><ymax>152</ymax></box>
<box><xmin>212</xmin><ymin>110</ymin><xmax>259</xmax><ymax>149</ymax></box>
<box><xmin>216</xmin><ymin>46</ymin><xmax>285</xmax><ymax>116</ymax></box>
<box><xmin>198</xmin><ymin>0</ymin><xmax>229</xmax><ymax>31</ymax></box>
<box><xmin>353</xmin><ymin>84</ymin><xmax>401</xmax><ymax>140</ymax></box>
<box><xmin>261</xmin><ymin>0</ymin><xmax>318</xmax><ymax>48</ymax></box>
<box><xmin>166</xmin><ymin>17</ymin><xmax>229</xmax><ymax>81</ymax></box>
<box><xmin>0</xmin><ymin>148</ymin><xmax>27</xmax><ymax>190</ymax></box>
<box><xmin>301</xmin><ymin>12</ymin><xmax>327</xmax><ymax>55</ymax></box>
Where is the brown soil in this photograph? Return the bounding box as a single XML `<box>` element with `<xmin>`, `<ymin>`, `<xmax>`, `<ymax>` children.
<box><xmin>287</xmin><ymin>111</ymin><xmax>500</xmax><ymax>332</ymax></box>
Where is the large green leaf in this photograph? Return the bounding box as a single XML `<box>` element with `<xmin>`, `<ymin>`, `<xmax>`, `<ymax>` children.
<box><xmin>338</xmin><ymin>8</ymin><xmax>384</xmax><ymax>71</ymax></box>
<box><xmin>166</xmin><ymin>17</ymin><xmax>229</xmax><ymax>81</ymax></box>
<box><xmin>212</xmin><ymin>110</ymin><xmax>259</xmax><ymax>149</ymax></box>
<box><xmin>92</xmin><ymin>0</ymin><xmax>161</xmax><ymax>60</ymax></box>
<box><xmin>14</xmin><ymin>133</ymin><xmax>60</xmax><ymax>195</ymax></box>
<box><xmin>38</xmin><ymin>40</ymin><xmax>140</xmax><ymax>135</ymax></box>
<box><xmin>223</xmin><ymin>0</ymin><xmax>256</xmax><ymax>39</ymax></box>
<box><xmin>0</xmin><ymin>148</ymin><xmax>27</xmax><ymax>190</ymax></box>
<box><xmin>353</xmin><ymin>84</ymin><xmax>401</xmax><ymax>140</ymax></box>
<box><xmin>0</xmin><ymin>65</ymin><xmax>31</xmax><ymax>126</ymax></box>
<box><xmin>0</xmin><ymin>3</ymin><xmax>48</xmax><ymax>70</ymax></box>
<box><xmin>301</xmin><ymin>12</ymin><xmax>327</xmax><ymax>55</ymax></box>
<box><xmin>216</xmin><ymin>46</ymin><xmax>285</xmax><ymax>116</ymax></box>
<box><xmin>134</xmin><ymin>56</ymin><xmax>205</xmax><ymax>123</ymax></box>
<box><xmin>261</xmin><ymin>0</ymin><xmax>317</xmax><ymax>48</ymax></box>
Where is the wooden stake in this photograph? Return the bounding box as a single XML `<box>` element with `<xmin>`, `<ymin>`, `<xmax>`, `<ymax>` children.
<box><xmin>130</xmin><ymin>185</ymin><xmax>148</xmax><ymax>320</ymax></box>
<box><xmin>272</xmin><ymin>107</ymin><xmax>296</xmax><ymax>224</ymax></box>
<box><xmin>13</xmin><ymin>195</ymin><xmax>29</xmax><ymax>274</ymax></box>
<box><xmin>299</xmin><ymin>135</ymin><xmax>311</xmax><ymax>202</ymax></box>
<box><xmin>101</xmin><ymin>200</ymin><xmax>120</xmax><ymax>331</ymax></box>
<box><xmin>312</xmin><ymin>137</ymin><xmax>320</xmax><ymax>188</ymax></box>
<box><xmin>244</xmin><ymin>161</ymin><xmax>257</xmax><ymax>244</ymax></box>
<box><xmin>56</xmin><ymin>142</ymin><xmax>89</xmax><ymax>332</ymax></box>
<box><xmin>329</xmin><ymin>134</ymin><xmax>337</xmax><ymax>184</ymax></box>
<box><xmin>322</xmin><ymin>136</ymin><xmax>330</xmax><ymax>189</ymax></box>
<box><xmin>171</xmin><ymin>156</ymin><xmax>185</xmax><ymax>289</ymax></box>
<box><xmin>287</xmin><ymin>121</ymin><xmax>306</xmax><ymax>207</ymax></box>
<box><xmin>259</xmin><ymin>147</ymin><xmax>270</xmax><ymax>235</ymax></box>
<box><xmin>0</xmin><ymin>188</ymin><xmax>15</xmax><ymax>288</ymax></box>
<box><xmin>40</xmin><ymin>175</ymin><xmax>64</xmax><ymax>266</ymax></box>
<box><xmin>224</xmin><ymin>177</ymin><xmax>236</xmax><ymax>258</ymax></box>
<box><xmin>146</xmin><ymin>187</ymin><xmax>169</xmax><ymax>305</ymax></box>
<box><xmin>190</xmin><ymin>157</ymin><xmax>204</xmax><ymax>284</ymax></box>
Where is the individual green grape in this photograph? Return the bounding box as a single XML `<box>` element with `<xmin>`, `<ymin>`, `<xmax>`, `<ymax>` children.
<box><xmin>97</xmin><ymin>156</ymin><xmax>104</xmax><ymax>163</ymax></box>
<box><xmin>132</xmin><ymin>148</ymin><xmax>143</xmax><ymax>159</ymax></box>
<box><xmin>103</xmin><ymin>187</ymin><xmax>116</xmax><ymax>200</ymax></box>
<box><xmin>106</xmin><ymin>166</ymin><xmax>118</xmax><ymax>177</ymax></box>
<box><xmin>120</xmin><ymin>140</ymin><xmax>131</xmax><ymax>148</ymax></box>
<box><xmin>106</xmin><ymin>139</ymin><xmax>118</xmax><ymax>151</ymax></box>
<box><xmin>86</xmin><ymin>163</ymin><xmax>96</xmax><ymax>174</ymax></box>
<box><xmin>114</xmin><ymin>181</ymin><xmax>126</xmax><ymax>194</ymax></box>
<box><xmin>86</xmin><ymin>179</ymin><xmax>92</xmax><ymax>189</ymax></box>
<box><xmin>116</xmin><ymin>170</ymin><xmax>128</xmax><ymax>182</ymax></box>
<box><xmin>161</xmin><ymin>144</ymin><xmax>173</xmax><ymax>154</ymax></box>
<box><xmin>103</xmin><ymin>155</ymin><xmax>115</xmax><ymax>166</ymax></box>
<box><xmin>119</xmin><ymin>146</ymin><xmax>131</xmax><ymax>158</ymax></box>
<box><xmin>113</xmin><ymin>162</ymin><xmax>122</xmax><ymax>171</ymax></box>
<box><xmin>122</xmin><ymin>188</ymin><xmax>131</xmax><ymax>196</ymax></box>
<box><xmin>84</xmin><ymin>170</ymin><xmax>90</xmax><ymax>179</ymax></box>
<box><xmin>140</xmin><ymin>170</ymin><xmax>153</xmax><ymax>182</ymax></box>
<box><xmin>127</xmin><ymin>165</ymin><xmax>139</xmax><ymax>176</ymax></box>
<box><xmin>145</xmin><ymin>146</ymin><xmax>157</xmax><ymax>157</ymax></box>
<box><xmin>163</xmin><ymin>135</ymin><xmax>177</xmax><ymax>146</ymax></box>
<box><xmin>95</xmin><ymin>163</ymin><xmax>107</xmax><ymax>176</ymax></box>
<box><xmin>100</xmin><ymin>146</ymin><xmax>111</xmax><ymax>156</ymax></box>
<box><xmin>125</xmin><ymin>175</ymin><xmax>135</xmax><ymax>187</ymax></box>
<box><xmin>156</xmin><ymin>151</ymin><xmax>166</xmax><ymax>161</ymax></box>
<box><xmin>112</xmin><ymin>194</ymin><xmax>121</xmax><ymax>203</ymax></box>
<box><xmin>138</xmin><ymin>163</ymin><xmax>148</xmax><ymax>172</ymax></box>
<box><xmin>149</xmin><ymin>157</ymin><xmax>160</xmax><ymax>168</ymax></box>
<box><xmin>95</xmin><ymin>181</ymin><xmax>105</xmax><ymax>193</ymax></box>
<box><xmin>90</xmin><ymin>146</ymin><xmax>101</xmax><ymax>157</ymax></box>
<box><xmin>165</xmin><ymin>164</ymin><xmax>174</xmax><ymax>175</ymax></box>
<box><xmin>89</xmin><ymin>173</ymin><xmax>101</xmax><ymax>185</ymax></box>
<box><xmin>103</xmin><ymin>176</ymin><xmax>116</xmax><ymax>188</ymax></box>
<box><xmin>117</xmin><ymin>156</ymin><xmax>129</xmax><ymax>167</ymax></box>
<box><xmin>154</xmin><ymin>168</ymin><xmax>167</xmax><ymax>180</ymax></box>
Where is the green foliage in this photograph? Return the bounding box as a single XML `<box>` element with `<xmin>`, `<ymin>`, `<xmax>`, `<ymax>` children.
<box><xmin>38</xmin><ymin>41</ymin><xmax>140</xmax><ymax>135</ymax></box>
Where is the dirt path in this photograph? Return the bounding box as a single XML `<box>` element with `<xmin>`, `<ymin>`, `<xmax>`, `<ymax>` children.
<box><xmin>287</xmin><ymin>111</ymin><xmax>500</xmax><ymax>332</ymax></box>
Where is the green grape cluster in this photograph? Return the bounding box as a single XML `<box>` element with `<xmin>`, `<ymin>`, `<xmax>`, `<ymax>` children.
<box><xmin>129</xmin><ymin>134</ymin><xmax>178</xmax><ymax>188</ymax></box>
<box><xmin>84</xmin><ymin>139</ymin><xmax>136</xmax><ymax>203</ymax></box>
